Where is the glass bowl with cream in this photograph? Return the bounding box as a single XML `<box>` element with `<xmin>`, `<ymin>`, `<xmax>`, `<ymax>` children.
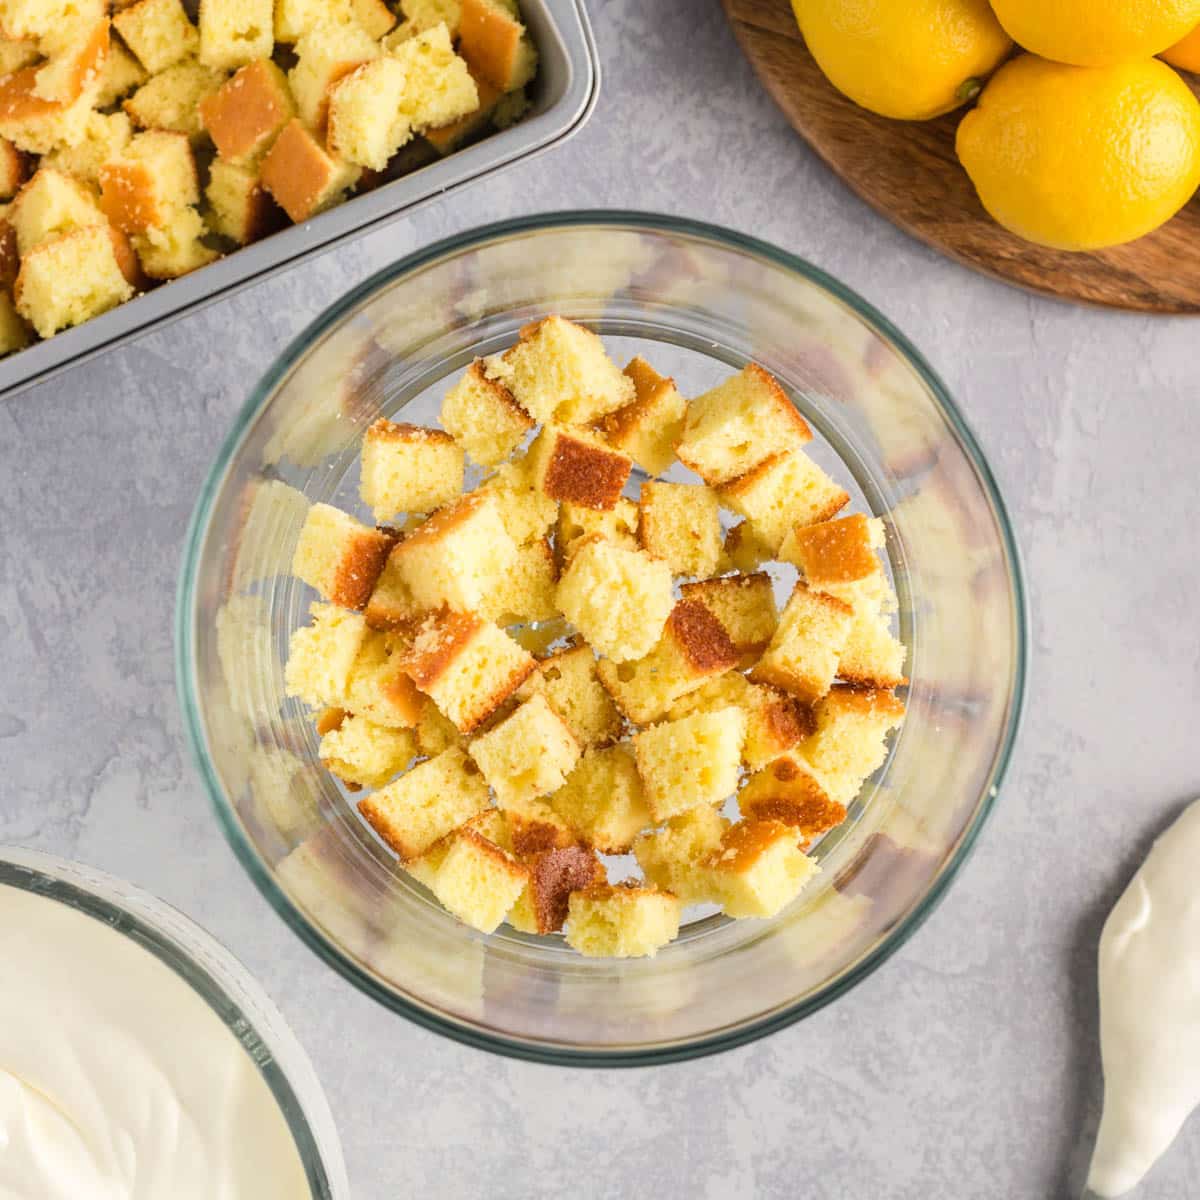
<box><xmin>0</xmin><ymin>848</ymin><xmax>348</xmax><ymax>1198</ymax></box>
<box><xmin>177</xmin><ymin>212</ymin><xmax>1027</xmax><ymax>1065</ymax></box>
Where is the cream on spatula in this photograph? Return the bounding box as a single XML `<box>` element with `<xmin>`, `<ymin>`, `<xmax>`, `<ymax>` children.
<box><xmin>1088</xmin><ymin>799</ymin><xmax>1200</xmax><ymax>1196</ymax></box>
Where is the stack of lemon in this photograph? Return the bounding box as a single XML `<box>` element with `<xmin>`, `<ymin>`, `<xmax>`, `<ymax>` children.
<box><xmin>792</xmin><ymin>0</ymin><xmax>1200</xmax><ymax>250</ymax></box>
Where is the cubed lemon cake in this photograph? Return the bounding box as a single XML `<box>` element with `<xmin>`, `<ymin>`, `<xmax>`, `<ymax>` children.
<box><xmin>130</xmin><ymin>203</ymin><xmax>216</xmax><ymax>278</ymax></box>
<box><xmin>555</xmin><ymin>534</ymin><xmax>673</xmax><ymax>663</ymax></box>
<box><xmin>723</xmin><ymin>519</ymin><xmax>773</xmax><ymax>573</ymax></box>
<box><xmin>9</xmin><ymin>167</ymin><xmax>103</xmax><ymax>255</ymax></box>
<box><xmin>565</xmin><ymin>883</ymin><xmax>680</xmax><ymax>959</ymax></box>
<box><xmin>457</xmin><ymin>0</ymin><xmax>536</xmax><ymax>92</ymax></box>
<box><xmin>468</xmin><ymin>692</ymin><xmax>580</xmax><ymax>809</ymax></box>
<box><xmin>327</xmin><ymin>56</ymin><xmax>409</xmax><ymax>170</ymax></box>
<box><xmin>596</xmin><ymin>597</ymin><xmax>740</xmax><ymax>725</ymax></box>
<box><xmin>96</xmin><ymin>39</ymin><xmax>148</xmax><ymax>108</ymax></box>
<box><xmin>363</xmin><ymin>544</ymin><xmax>421</xmax><ymax>633</ymax></box>
<box><xmin>557</xmin><ymin>496</ymin><xmax>639</xmax><ymax>562</ymax></box>
<box><xmin>637</xmin><ymin>480</ymin><xmax>721</xmax><ymax>578</ymax></box>
<box><xmin>123</xmin><ymin>60</ymin><xmax>228</xmax><ymax>142</ymax></box>
<box><xmin>483</xmin><ymin>315</ymin><xmax>634</xmax><ymax>425</ymax></box>
<box><xmin>42</xmin><ymin>109</ymin><xmax>131</xmax><ymax>186</ymax></box>
<box><xmin>415</xmin><ymin>694</ymin><xmax>464</xmax><ymax>756</ymax></box>
<box><xmin>200</xmin><ymin>57</ymin><xmax>294</xmax><ymax>165</ymax></box>
<box><xmin>594</xmin><ymin>355</ymin><xmax>686</xmax><ymax>478</ymax></box>
<box><xmin>390</xmin><ymin>22</ymin><xmax>477</xmax><ymax>132</ymax></box>
<box><xmin>283</xmin><ymin>601</ymin><xmax>368</xmax><ymax>709</ymax></box>
<box><xmin>358</xmin><ymin>746</ymin><xmax>488</xmax><ymax>859</ymax></box>
<box><xmin>260</xmin><ymin>117</ymin><xmax>361</xmax><ymax>223</ymax></box>
<box><xmin>633</xmin><ymin>804</ymin><xmax>729</xmax><ymax>903</ymax></box>
<box><xmin>343</xmin><ymin>629</ymin><xmax>425</xmax><ymax>728</ymax></box>
<box><xmin>399</xmin><ymin>609</ymin><xmax>535</xmax><ymax>732</ymax></box>
<box><xmin>481</xmin><ymin>536</ymin><xmax>557</xmax><ymax>625</ymax></box>
<box><xmin>475</xmin><ymin>458</ymin><xmax>558</xmax><ymax>546</ymax></box>
<box><xmin>527</xmin><ymin>423</ymin><xmax>632</xmax><ymax>510</ymax></box>
<box><xmin>633</xmin><ymin>706</ymin><xmax>746</xmax><ymax>822</ymax></box>
<box><xmin>112</xmin><ymin>0</ymin><xmax>198</xmax><ymax>74</ymax></box>
<box><xmin>516</xmin><ymin>639</ymin><xmax>623</xmax><ymax>748</ymax></box>
<box><xmin>360</xmin><ymin>417</ymin><xmax>465</xmax><ymax>520</ymax></box>
<box><xmin>677</xmin><ymin>363</ymin><xmax>813</xmax><ymax>485</ymax></box>
<box><xmin>508</xmin><ymin>843</ymin><xmax>602</xmax><ymax>935</ymax></box>
<box><xmin>680</xmin><ymin>572</ymin><xmax>778</xmax><ymax>668</ymax></box>
<box><xmin>431</xmin><ymin>827</ymin><xmax>529</xmax><ymax>933</ymax></box>
<box><xmin>548</xmin><ymin>742</ymin><xmax>651</xmax><ymax>854</ymax></box>
<box><xmin>749</xmin><ymin>582</ymin><xmax>854</xmax><ymax>703</ymax></box>
<box><xmin>98</xmin><ymin>129</ymin><xmax>197</xmax><ymax>233</ymax></box>
<box><xmin>205</xmin><ymin>158</ymin><xmax>280</xmax><ymax>244</ymax></box>
<box><xmin>704</xmin><ymin>819</ymin><xmax>817</xmax><ymax>919</ymax></box>
<box><xmin>439</xmin><ymin>358</ymin><xmax>532</xmax><ymax>467</ymax></box>
<box><xmin>319</xmin><ymin>712</ymin><xmax>417</xmax><ymax>789</ymax></box>
<box><xmin>738</xmin><ymin>754</ymin><xmax>846</xmax><ymax>847</ymax></box>
<box><xmin>198</xmin><ymin>0</ymin><xmax>273</xmax><ymax>71</ymax></box>
<box><xmin>291</xmin><ymin>502</ymin><xmax>395</xmax><ymax>610</ymax></box>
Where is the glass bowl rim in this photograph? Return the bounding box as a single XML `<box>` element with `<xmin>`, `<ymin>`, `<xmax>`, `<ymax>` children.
<box><xmin>175</xmin><ymin>209</ymin><xmax>1030</xmax><ymax>1068</ymax></box>
<box><xmin>0</xmin><ymin>846</ymin><xmax>348</xmax><ymax>1194</ymax></box>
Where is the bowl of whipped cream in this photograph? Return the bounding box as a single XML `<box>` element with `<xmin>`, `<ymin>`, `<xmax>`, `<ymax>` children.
<box><xmin>0</xmin><ymin>847</ymin><xmax>348</xmax><ymax>1199</ymax></box>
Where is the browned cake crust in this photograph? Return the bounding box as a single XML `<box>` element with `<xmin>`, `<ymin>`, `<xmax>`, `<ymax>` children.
<box><xmin>400</xmin><ymin>610</ymin><xmax>483</xmax><ymax>690</ymax></box>
<box><xmin>680</xmin><ymin>572</ymin><xmax>776</xmax><ymax>657</ymax></box>
<box><xmin>788</xmin><ymin>513</ymin><xmax>879</xmax><ymax>584</ymax></box>
<box><xmin>331</xmin><ymin>525</ymin><xmax>396</xmax><ymax>610</ymax></box>
<box><xmin>665</xmin><ymin>598</ymin><xmax>740</xmax><ymax>673</ymax></box>
<box><xmin>396</xmin><ymin>491</ymin><xmax>484</xmax><ymax>550</ymax></box>
<box><xmin>704</xmin><ymin>818</ymin><xmax>794</xmax><ymax>872</ymax></box>
<box><xmin>740</xmin><ymin>759</ymin><xmax>846</xmax><ymax>846</ymax></box>
<box><xmin>759</xmin><ymin>686</ymin><xmax>815</xmax><ymax>746</ymax></box>
<box><xmin>538</xmin><ymin>430</ymin><xmax>631</xmax><ymax>510</ymax></box>
<box><xmin>598</xmin><ymin>362</ymin><xmax>677</xmax><ymax>443</ymax></box>
<box><xmin>824</xmin><ymin>683</ymin><xmax>906</xmax><ymax>720</ymax></box>
<box><xmin>367</xmin><ymin>417</ymin><xmax>457</xmax><ymax>446</ymax></box>
<box><xmin>199</xmin><ymin>58</ymin><xmax>292</xmax><ymax>162</ymax></box>
<box><xmin>742</xmin><ymin>362</ymin><xmax>813</xmax><ymax>442</ymax></box>
<box><xmin>522</xmin><ymin>844</ymin><xmax>601</xmax><ymax>933</ymax></box>
<box><xmin>508</xmin><ymin>809</ymin><xmax>575</xmax><ymax>857</ymax></box>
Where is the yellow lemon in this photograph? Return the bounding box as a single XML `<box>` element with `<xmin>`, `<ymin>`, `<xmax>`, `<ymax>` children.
<box><xmin>1162</xmin><ymin>23</ymin><xmax>1200</xmax><ymax>71</ymax></box>
<box><xmin>956</xmin><ymin>55</ymin><xmax>1200</xmax><ymax>250</ymax></box>
<box><xmin>791</xmin><ymin>0</ymin><xmax>1012</xmax><ymax>121</ymax></box>
<box><xmin>989</xmin><ymin>0</ymin><xmax>1200</xmax><ymax>66</ymax></box>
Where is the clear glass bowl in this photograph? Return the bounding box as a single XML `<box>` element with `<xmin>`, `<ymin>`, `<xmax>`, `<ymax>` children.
<box><xmin>0</xmin><ymin>847</ymin><xmax>349</xmax><ymax>1194</ymax></box>
<box><xmin>176</xmin><ymin>212</ymin><xmax>1027</xmax><ymax>1066</ymax></box>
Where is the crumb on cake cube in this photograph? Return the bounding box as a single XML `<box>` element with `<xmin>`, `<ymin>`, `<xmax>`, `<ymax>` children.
<box><xmin>288</xmin><ymin>19</ymin><xmax>378</xmax><ymax>127</ymax></box>
<box><xmin>130</xmin><ymin>203</ymin><xmax>216</xmax><ymax>278</ymax></box>
<box><xmin>481</xmin><ymin>535</ymin><xmax>557</xmax><ymax>625</ymax></box>
<box><xmin>593</xmin><ymin>355</ymin><xmax>686</xmax><ymax>478</ymax></box>
<box><xmin>292</xmin><ymin>502</ymin><xmax>396</xmax><ymax>610</ymax></box>
<box><xmin>637</xmin><ymin>480</ymin><xmax>721</xmax><ymax>578</ymax></box>
<box><xmin>42</xmin><ymin>110</ymin><xmax>130</xmax><ymax>186</ymax></box>
<box><xmin>528</xmin><ymin>423</ymin><xmax>632</xmax><ymax>510</ymax></box>
<box><xmin>283</xmin><ymin>601</ymin><xmax>369</xmax><ymax>708</ymax></box>
<box><xmin>557</xmin><ymin>496</ymin><xmax>638</xmax><ymax>563</ymax></box>
<box><xmin>358</xmin><ymin>745</ymin><xmax>488</xmax><ymax>859</ymax></box>
<box><xmin>260</xmin><ymin>116</ymin><xmax>361</xmax><ymax>222</ymax></box>
<box><xmin>596</xmin><ymin>598</ymin><xmax>740</xmax><ymax>725</ymax></box>
<box><xmin>508</xmin><ymin>843</ymin><xmax>602</xmax><ymax>935</ymax></box>
<box><xmin>516</xmin><ymin>639</ymin><xmax>623</xmax><ymax>749</ymax></box>
<box><xmin>749</xmin><ymin>582</ymin><xmax>854</xmax><ymax>703</ymax></box>
<box><xmin>415</xmin><ymin>694</ymin><xmax>464</xmax><ymax>755</ymax></box>
<box><xmin>704</xmin><ymin>819</ymin><xmax>817</xmax><ymax>919</ymax></box>
<box><xmin>98</xmin><ymin>129</ymin><xmax>197</xmax><ymax>233</ymax></box>
<box><xmin>566</xmin><ymin>883</ymin><xmax>681</xmax><ymax>959</ymax></box>
<box><xmin>0</xmin><ymin>287</ymin><xmax>30</xmax><ymax>354</ymax></box>
<box><xmin>718</xmin><ymin>450</ymin><xmax>850</xmax><ymax>554</ymax></box>
<box><xmin>391</xmin><ymin>23</ymin><xmax>477</xmax><ymax>132</ymax></box>
<box><xmin>319</xmin><ymin>712</ymin><xmax>417</xmax><ymax>789</ymax></box>
<box><xmin>327</xmin><ymin>56</ymin><xmax>410</xmax><ymax>170</ymax></box>
<box><xmin>633</xmin><ymin>705</ymin><xmax>746</xmax><ymax>822</ymax></box>
<box><xmin>360</xmin><ymin>418</ymin><xmax>465</xmax><ymax>521</ymax></box>
<box><xmin>431</xmin><ymin>826</ymin><xmax>529</xmax><ymax>933</ymax></box>
<box><xmin>96</xmin><ymin>37</ymin><xmax>148</xmax><ymax>107</ymax></box>
<box><xmin>391</xmin><ymin>493</ymin><xmax>517</xmax><ymax>614</ymax></box>
<box><xmin>738</xmin><ymin>753</ymin><xmax>846</xmax><ymax>847</ymax></box>
<box><xmin>796</xmin><ymin>685</ymin><xmax>905</xmax><ymax>805</ymax></box>
<box><xmin>722</xmin><ymin>519</ymin><xmax>773</xmax><ymax>574</ymax></box>
<box><xmin>633</xmin><ymin>803</ymin><xmax>729</xmax><ymax>903</ymax></box>
<box><xmin>681</xmin><ymin>572</ymin><xmax>778</xmax><ymax>668</ymax></box>
<box><xmin>555</xmin><ymin>535</ymin><xmax>674</xmax><ymax>663</ymax></box>
<box><xmin>123</xmin><ymin>60</ymin><xmax>228</xmax><ymax>143</ymax></box>
<box><xmin>677</xmin><ymin>363</ymin><xmax>812</xmax><ymax>485</ymax></box>
<box><xmin>458</xmin><ymin>0</ymin><xmax>536</xmax><ymax>92</ymax></box>
<box><xmin>9</xmin><ymin>166</ymin><xmax>102</xmax><ymax>255</ymax></box>
<box><xmin>205</xmin><ymin>158</ymin><xmax>280</xmax><ymax>244</ymax></box>
<box><xmin>476</xmin><ymin>458</ymin><xmax>558</xmax><ymax>546</ymax></box>
<box><xmin>439</xmin><ymin>358</ymin><xmax>532</xmax><ymax>467</ymax></box>
<box><xmin>468</xmin><ymin>692</ymin><xmax>580</xmax><ymax>808</ymax></box>
<box><xmin>14</xmin><ymin>223</ymin><xmax>133</xmax><ymax>336</ymax></box>
<box><xmin>198</xmin><ymin>0</ymin><xmax>273</xmax><ymax>71</ymax></box>
<box><xmin>400</xmin><ymin>609</ymin><xmax>535</xmax><ymax>732</ymax></box>
<box><xmin>112</xmin><ymin>0</ymin><xmax>197</xmax><ymax>73</ymax></box>
<box><xmin>549</xmin><ymin>742</ymin><xmax>651</xmax><ymax>854</ymax></box>
<box><xmin>483</xmin><ymin>315</ymin><xmax>635</xmax><ymax>426</ymax></box>
<box><xmin>200</xmin><ymin>57</ymin><xmax>294</xmax><ymax>164</ymax></box>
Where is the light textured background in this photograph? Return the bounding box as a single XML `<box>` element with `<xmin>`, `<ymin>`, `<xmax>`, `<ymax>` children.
<box><xmin>2</xmin><ymin>2</ymin><xmax>1198</xmax><ymax>1196</ymax></box>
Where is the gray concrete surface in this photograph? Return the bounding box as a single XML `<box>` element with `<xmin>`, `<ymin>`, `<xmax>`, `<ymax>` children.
<box><xmin>2</xmin><ymin>1</ymin><xmax>1198</xmax><ymax>1196</ymax></box>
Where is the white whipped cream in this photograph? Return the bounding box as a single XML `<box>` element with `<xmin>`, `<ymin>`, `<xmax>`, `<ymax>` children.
<box><xmin>1089</xmin><ymin>799</ymin><xmax>1200</xmax><ymax>1196</ymax></box>
<box><xmin>0</xmin><ymin>881</ymin><xmax>311</xmax><ymax>1200</ymax></box>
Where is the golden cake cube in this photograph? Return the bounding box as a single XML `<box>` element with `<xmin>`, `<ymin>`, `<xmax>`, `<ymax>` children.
<box><xmin>260</xmin><ymin>117</ymin><xmax>361</xmax><ymax>223</ymax></box>
<box><xmin>343</xmin><ymin>630</ymin><xmax>426</xmax><ymax>728</ymax></box>
<box><xmin>431</xmin><ymin>827</ymin><xmax>530</xmax><ymax>932</ymax></box>
<box><xmin>96</xmin><ymin>38</ymin><xmax>147</xmax><ymax>107</ymax></box>
<box><xmin>363</xmin><ymin>545</ymin><xmax>421</xmax><ymax>633</ymax></box>
<box><xmin>123</xmin><ymin>60</ymin><xmax>228</xmax><ymax>143</ymax></box>
<box><xmin>704</xmin><ymin>819</ymin><xmax>817</xmax><ymax>919</ymax></box>
<box><xmin>527</xmin><ymin>423</ymin><xmax>632</xmax><ymax>510</ymax></box>
<box><xmin>508</xmin><ymin>843</ymin><xmax>602</xmax><ymax>935</ymax></box>
<box><xmin>292</xmin><ymin>502</ymin><xmax>395</xmax><ymax>610</ymax></box>
<box><xmin>391</xmin><ymin>22</ymin><xmax>478</xmax><ymax>132</ymax></box>
<box><xmin>130</xmin><ymin>204</ymin><xmax>216</xmax><ymax>279</ymax></box>
<box><xmin>633</xmin><ymin>803</ymin><xmax>729</xmax><ymax>903</ymax></box>
<box><xmin>637</xmin><ymin>480</ymin><xmax>722</xmax><ymax>578</ymax></box>
<box><xmin>555</xmin><ymin>534</ymin><xmax>674</xmax><ymax>663</ymax></box>
<box><xmin>633</xmin><ymin>706</ymin><xmax>746</xmax><ymax>822</ymax></box>
<box><xmin>483</xmin><ymin>315</ymin><xmax>634</xmax><ymax>425</ymax></box>
<box><xmin>677</xmin><ymin>363</ymin><xmax>813</xmax><ymax>485</ymax></box>
<box><xmin>391</xmin><ymin>493</ymin><xmax>518</xmax><ymax>613</ymax></box>
<box><xmin>458</xmin><ymin>0</ymin><xmax>536</xmax><ymax>92</ymax></box>
<box><xmin>423</xmin><ymin>67</ymin><xmax>501</xmax><ymax>155</ymax></box>
<box><xmin>594</xmin><ymin>355</ymin><xmax>687</xmax><ymax>478</ymax></box>
<box><xmin>439</xmin><ymin>358</ymin><xmax>532</xmax><ymax>467</ymax></box>
<box><xmin>205</xmin><ymin>158</ymin><xmax>280</xmax><ymax>244</ymax></box>
<box><xmin>556</xmin><ymin>496</ymin><xmax>639</xmax><ymax>563</ymax></box>
<box><xmin>837</xmin><ymin>606</ymin><xmax>907</xmax><ymax>691</ymax></box>
<box><xmin>680</xmin><ymin>572</ymin><xmax>778</xmax><ymax>668</ymax></box>
<box><xmin>200</xmin><ymin>58</ymin><xmax>295</xmax><ymax>165</ymax></box>
<box><xmin>565</xmin><ymin>883</ymin><xmax>681</xmax><ymax>959</ymax></box>
<box><xmin>414</xmin><ymin>694</ymin><xmax>464</xmax><ymax>756</ymax></box>
<box><xmin>9</xmin><ymin>166</ymin><xmax>102</xmax><ymax>254</ymax></box>
<box><xmin>288</xmin><ymin>19</ymin><xmax>378</xmax><ymax>127</ymax></box>
<box><xmin>327</xmin><ymin>56</ymin><xmax>410</xmax><ymax>170</ymax></box>
<box><xmin>358</xmin><ymin>746</ymin><xmax>489</xmax><ymax>860</ymax></box>
<box><xmin>468</xmin><ymin>692</ymin><xmax>580</xmax><ymax>809</ymax></box>
<box><xmin>43</xmin><ymin>110</ymin><xmax>131</xmax><ymax>186</ymax></box>
<box><xmin>360</xmin><ymin>417</ymin><xmax>465</xmax><ymax>521</ymax></box>
<box><xmin>722</xmin><ymin>518</ymin><xmax>773</xmax><ymax>574</ymax></box>
<box><xmin>481</xmin><ymin>536</ymin><xmax>558</xmax><ymax>625</ymax></box>
<box><xmin>738</xmin><ymin>753</ymin><xmax>846</xmax><ymax>847</ymax></box>
<box><xmin>99</xmin><ymin>129</ymin><xmax>198</xmax><ymax>234</ymax></box>
<box><xmin>516</xmin><ymin>639</ymin><xmax>623</xmax><ymax>749</ymax></box>
<box><xmin>596</xmin><ymin>597</ymin><xmax>740</xmax><ymax>725</ymax></box>
<box><xmin>749</xmin><ymin>582</ymin><xmax>854</xmax><ymax>703</ymax></box>
<box><xmin>198</xmin><ymin>0</ymin><xmax>273</xmax><ymax>71</ymax></box>
<box><xmin>399</xmin><ymin>610</ymin><xmax>535</xmax><ymax>732</ymax></box>
<box><xmin>548</xmin><ymin>742</ymin><xmax>652</xmax><ymax>854</ymax></box>
<box><xmin>112</xmin><ymin>0</ymin><xmax>198</xmax><ymax>73</ymax></box>
<box><xmin>475</xmin><ymin>458</ymin><xmax>558</xmax><ymax>546</ymax></box>
<box><xmin>283</xmin><ymin>602</ymin><xmax>369</xmax><ymax>709</ymax></box>
<box><xmin>319</xmin><ymin>713</ymin><xmax>417</xmax><ymax>790</ymax></box>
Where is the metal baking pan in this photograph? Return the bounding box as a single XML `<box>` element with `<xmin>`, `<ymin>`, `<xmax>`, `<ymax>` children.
<box><xmin>0</xmin><ymin>0</ymin><xmax>599</xmax><ymax>400</ymax></box>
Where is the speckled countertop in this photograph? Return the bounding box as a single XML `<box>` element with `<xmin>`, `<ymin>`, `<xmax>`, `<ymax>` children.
<box><xmin>2</xmin><ymin>2</ymin><xmax>1198</xmax><ymax>1196</ymax></box>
